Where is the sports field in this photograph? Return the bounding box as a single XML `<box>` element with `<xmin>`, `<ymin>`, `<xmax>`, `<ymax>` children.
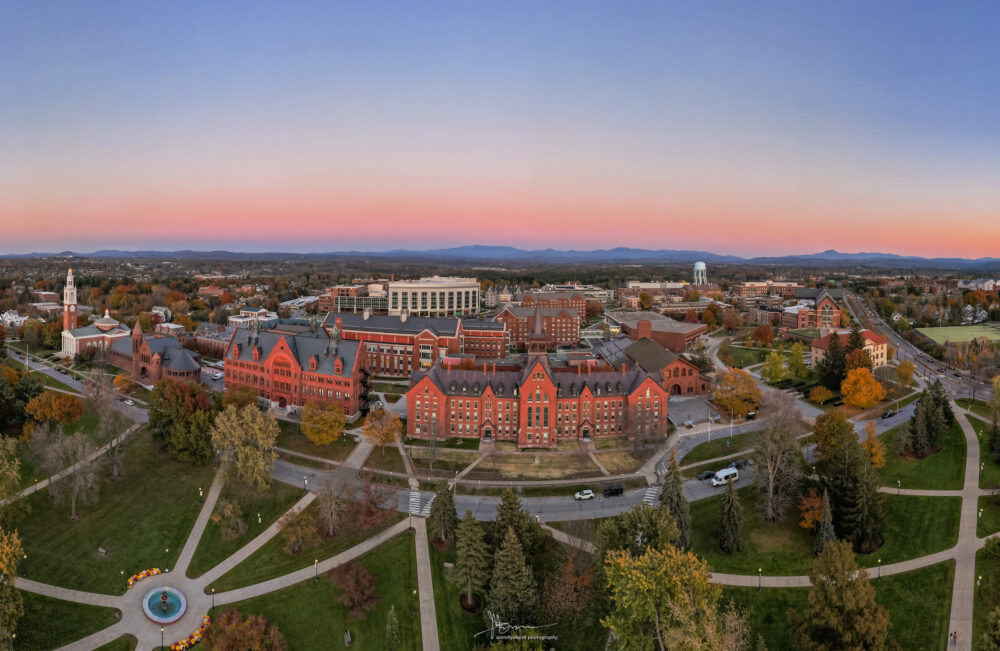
<box><xmin>917</xmin><ymin>323</ymin><xmax>1000</xmax><ymax>344</ymax></box>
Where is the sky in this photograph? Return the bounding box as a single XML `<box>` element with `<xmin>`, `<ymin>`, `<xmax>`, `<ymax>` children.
<box><xmin>3</xmin><ymin>1</ymin><xmax>1000</xmax><ymax>257</ymax></box>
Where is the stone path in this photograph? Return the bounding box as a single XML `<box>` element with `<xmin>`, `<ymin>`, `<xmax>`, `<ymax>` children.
<box><xmin>412</xmin><ymin>517</ymin><xmax>441</xmax><ymax>651</ymax></box>
<box><xmin>341</xmin><ymin>436</ymin><xmax>375</xmax><ymax>471</ymax></box>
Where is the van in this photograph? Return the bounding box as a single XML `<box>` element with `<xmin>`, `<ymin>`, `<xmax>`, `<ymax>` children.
<box><xmin>711</xmin><ymin>468</ymin><xmax>739</xmax><ymax>487</ymax></box>
<box><xmin>602</xmin><ymin>485</ymin><xmax>624</xmax><ymax>498</ymax></box>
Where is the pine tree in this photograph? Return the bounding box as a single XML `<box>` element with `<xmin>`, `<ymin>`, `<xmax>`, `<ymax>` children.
<box><xmin>846</xmin><ymin>322</ymin><xmax>865</xmax><ymax>356</ymax></box>
<box><xmin>659</xmin><ymin>450</ymin><xmax>691</xmax><ymax>548</ymax></box>
<box><xmin>928</xmin><ymin>379</ymin><xmax>955</xmax><ymax>424</ymax></box>
<box><xmin>452</xmin><ymin>510</ymin><xmax>490</xmax><ymax>606</ymax></box>
<box><xmin>818</xmin><ymin>332</ymin><xmax>846</xmax><ymax>391</ymax></box>
<box><xmin>924</xmin><ymin>397</ymin><xmax>946</xmax><ymax>450</ymax></box>
<box><xmin>813</xmin><ymin>489</ymin><xmax>836</xmax><ymax>555</ymax></box>
<box><xmin>838</xmin><ymin>460</ymin><xmax>885</xmax><ymax>553</ymax></box>
<box><xmin>494</xmin><ymin>488</ymin><xmax>534</xmax><ymax>553</ymax></box>
<box><xmin>719</xmin><ymin>478</ymin><xmax>743</xmax><ymax>554</ymax></box>
<box><xmin>989</xmin><ymin>418</ymin><xmax>1000</xmax><ymax>464</ymax></box>
<box><xmin>903</xmin><ymin>399</ymin><xmax>932</xmax><ymax>457</ymax></box>
<box><xmin>486</xmin><ymin>527</ymin><xmax>537</xmax><ymax>625</ymax></box>
<box><xmin>427</xmin><ymin>481</ymin><xmax>458</xmax><ymax>546</ymax></box>
<box><xmin>384</xmin><ymin>605</ymin><xmax>399</xmax><ymax>651</ymax></box>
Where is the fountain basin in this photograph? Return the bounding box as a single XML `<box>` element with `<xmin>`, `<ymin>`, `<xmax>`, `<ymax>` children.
<box><xmin>142</xmin><ymin>586</ymin><xmax>187</xmax><ymax>625</ymax></box>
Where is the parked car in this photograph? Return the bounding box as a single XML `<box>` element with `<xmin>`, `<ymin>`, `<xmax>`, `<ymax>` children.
<box><xmin>711</xmin><ymin>468</ymin><xmax>739</xmax><ymax>486</ymax></box>
<box><xmin>882</xmin><ymin>409</ymin><xmax>896</xmax><ymax>419</ymax></box>
<box><xmin>124</xmin><ymin>399</ymin><xmax>135</xmax><ymax>406</ymax></box>
<box><xmin>728</xmin><ymin>459</ymin><xmax>748</xmax><ymax>470</ymax></box>
<box><xmin>211</xmin><ymin>372</ymin><xmax>223</xmax><ymax>380</ymax></box>
<box><xmin>745</xmin><ymin>411</ymin><xmax>757</xmax><ymax>421</ymax></box>
<box><xmin>602</xmin><ymin>485</ymin><xmax>624</xmax><ymax>498</ymax></box>
<box><xmin>574</xmin><ymin>489</ymin><xmax>595</xmax><ymax>501</ymax></box>
<box><xmin>697</xmin><ymin>470</ymin><xmax>715</xmax><ymax>481</ymax></box>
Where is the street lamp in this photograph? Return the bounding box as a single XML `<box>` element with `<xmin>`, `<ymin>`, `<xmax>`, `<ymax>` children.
<box><xmin>314</xmin><ymin>559</ymin><xmax>319</xmax><ymax>582</ymax></box>
<box><xmin>212</xmin><ymin>588</ymin><xmax>216</xmax><ymax>610</ymax></box>
<box><xmin>160</xmin><ymin>626</ymin><xmax>164</xmax><ymax>650</ymax></box>
<box><xmin>757</xmin><ymin>568</ymin><xmax>762</xmax><ymax>591</ymax></box>
<box><xmin>165</xmin><ymin>548</ymin><xmax>169</xmax><ymax>572</ymax></box>
<box><xmin>877</xmin><ymin>559</ymin><xmax>881</xmax><ymax>582</ymax></box>
<box><xmin>258</xmin><ymin>512</ymin><xmax>262</xmax><ymax>533</ymax></box>
<box><xmin>897</xmin><ymin>480</ymin><xmax>901</xmax><ymax>495</ymax></box>
<box><xmin>979</xmin><ymin>575</ymin><xmax>983</xmax><ymax>600</ymax></box>
<box><xmin>303</xmin><ymin>475</ymin><xmax>308</xmax><ymax>490</ymax></box>
<box><xmin>199</xmin><ymin>487</ymin><xmax>203</xmax><ymax>504</ymax></box>
<box><xmin>980</xmin><ymin>509</ymin><xmax>984</xmax><ymax>532</ymax></box>
<box><xmin>121</xmin><ymin>570</ymin><xmax>125</xmax><ymax>593</ymax></box>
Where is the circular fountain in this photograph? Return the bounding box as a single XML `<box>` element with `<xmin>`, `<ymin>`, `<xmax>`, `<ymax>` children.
<box><xmin>142</xmin><ymin>586</ymin><xmax>187</xmax><ymax>624</ymax></box>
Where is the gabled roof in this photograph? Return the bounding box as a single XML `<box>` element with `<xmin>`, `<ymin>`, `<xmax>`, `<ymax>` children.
<box><xmin>227</xmin><ymin>329</ymin><xmax>360</xmax><ymax>378</ymax></box>
<box><xmin>811</xmin><ymin>329</ymin><xmax>888</xmax><ymax>350</ymax></box>
<box><xmin>322</xmin><ymin>312</ymin><xmax>503</xmax><ymax>336</ymax></box>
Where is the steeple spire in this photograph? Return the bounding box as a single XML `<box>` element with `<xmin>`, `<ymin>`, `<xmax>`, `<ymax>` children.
<box><xmin>62</xmin><ymin>267</ymin><xmax>78</xmax><ymax>331</ymax></box>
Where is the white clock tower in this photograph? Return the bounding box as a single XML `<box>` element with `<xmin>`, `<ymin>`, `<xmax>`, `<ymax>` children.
<box><xmin>63</xmin><ymin>267</ymin><xmax>78</xmax><ymax>331</ymax></box>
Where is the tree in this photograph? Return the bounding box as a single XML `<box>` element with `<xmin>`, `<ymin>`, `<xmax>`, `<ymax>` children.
<box><xmin>753</xmin><ymin>324</ymin><xmax>774</xmax><ymax>347</ymax></box>
<box><xmin>990</xmin><ymin>418</ymin><xmax>1000</xmax><ymax>465</ymax></box>
<box><xmin>841</xmin><ymin>368</ymin><xmax>885</xmax><ymax>409</ymax></box>
<box><xmin>168</xmin><ymin>407</ymin><xmax>215</xmax><ymax>464</ymax></box>
<box><xmin>0</xmin><ymin>324</ymin><xmax>5</xmax><ymax>359</ymax></box>
<box><xmin>602</xmin><ymin>545</ymin><xmax>750</xmax><ymax>651</ymax></box>
<box><xmin>211</xmin><ymin>498</ymin><xmax>246</xmax><ymax>541</ymax></box>
<box><xmin>988</xmin><ymin>376</ymin><xmax>1000</xmax><ymax>424</ymax></box>
<box><xmin>210</xmin><ymin>404</ymin><xmax>279</xmax><ymax>490</ymax></box>
<box><xmin>860</xmin><ymin>421</ymin><xmax>886</xmax><ymax>469</ymax></box>
<box><xmin>493</xmin><ymin>489</ymin><xmax>536</xmax><ymax>554</ymax></box>
<box><xmin>809</xmin><ymin>385</ymin><xmax>834</xmax><ymax>405</ymax></box>
<box><xmin>895</xmin><ymin>361</ymin><xmax>915</xmax><ymax>388</ymax></box>
<box><xmin>790</xmin><ymin>541</ymin><xmax>890</xmax><ymax>650</ymax></box>
<box><xmin>713</xmin><ymin>368</ymin><xmax>762</xmax><ymax>418</ymax></box>
<box><xmin>0</xmin><ymin>438</ymin><xmax>20</xmax><ymax>505</ymax></box>
<box><xmin>540</xmin><ymin>556</ymin><xmax>594</xmax><ymax>630</ymax></box>
<box><xmin>24</xmin><ymin>391</ymin><xmax>83</xmax><ymax>426</ymax></box>
<box><xmin>845</xmin><ymin>348</ymin><xmax>873</xmax><ymax>372</ymax></box>
<box><xmin>595</xmin><ymin>503</ymin><xmax>679</xmax><ymax>566</ymax></box>
<box><xmin>113</xmin><ymin>371</ymin><xmax>132</xmax><ymax>394</ymax></box>
<box><xmin>148</xmin><ymin>378</ymin><xmax>212</xmax><ymax>441</ymax></box>
<box><xmin>797</xmin><ymin>489</ymin><xmax>823</xmax><ymax>531</ymax></box>
<box><xmin>221</xmin><ymin>384</ymin><xmax>259</xmax><ymax>410</ymax></box>
<box><xmin>93</xmin><ymin>381</ymin><xmax>131</xmax><ymax>481</ymax></box>
<box><xmin>817</xmin><ymin>424</ymin><xmax>885</xmax><ymax>552</ymax></box>
<box><xmin>316</xmin><ymin>478</ymin><xmax>350</xmax><ymax>538</ymax></box>
<box><xmin>0</xmin><ymin>527</ymin><xmax>25</xmax><ymax>648</ymax></box>
<box><xmin>813</xmin><ymin>489</ymin><xmax>837</xmax><ymax>555</ymax></box>
<box><xmin>330</xmin><ymin>561</ymin><xmax>380</xmax><ymax>619</ymax></box>
<box><xmin>486</xmin><ymin>527</ymin><xmax>537</xmax><ymax>625</ymax></box>
<box><xmin>719</xmin><ymin>478</ymin><xmax>743</xmax><ymax>554</ymax></box>
<box><xmin>722</xmin><ymin>311</ymin><xmax>742</xmax><ymax>333</ymax></box>
<box><xmin>761</xmin><ymin>350</ymin><xmax>785</xmax><ymax>384</ymax></box>
<box><xmin>752</xmin><ymin>392</ymin><xmax>804</xmax><ymax>522</ymax></box>
<box><xmin>684</xmin><ymin>309</ymin><xmax>699</xmax><ymax>323</ymax></box>
<box><xmin>845</xmin><ymin>322</ymin><xmax>866</xmax><ymax>356</ymax></box>
<box><xmin>927</xmin><ymin>379</ymin><xmax>955</xmax><ymax>425</ymax></box>
<box><xmin>982</xmin><ymin>607</ymin><xmax>1000</xmax><ymax>651</ymax></box>
<box><xmin>428</xmin><ymin>481</ymin><xmax>458</xmax><ymax>546</ymax></box>
<box><xmin>639</xmin><ymin>293</ymin><xmax>653</xmax><ymax>310</ymax></box>
<box><xmin>280</xmin><ymin>509</ymin><xmax>320</xmax><ymax>555</ymax></box>
<box><xmin>787</xmin><ymin>341</ymin><xmax>809</xmax><ymax>379</ymax></box>
<box><xmin>659</xmin><ymin>451</ymin><xmax>691</xmax><ymax>548</ymax></box>
<box><xmin>49</xmin><ymin>432</ymin><xmax>100</xmax><ymax>519</ymax></box>
<box><xmin>301</xmin><ymin>400</ymin><xmax>346</xmax><ymax>446</ymax></box>
<box><xmin>385</xmin><ymin>605</ymin><xmax>400</xmax><ymax>651</ymax></box>
<box><xmin>900</xmin><ymin>397</ymin><xmax>933</xmax><ymax>457</ymax></box>
<box><xmin>364</xmin><ymin>409</ymin><xmax>401</xmax><ymax>454</ymax></box>
<box><xmin>817</xmin><ymin>331</ymin><xmax>846</xmax><ymax>390</ymax></box>
<box><xmin>202</xmin><ymin>609</ymin><xmax>288</xmax><ymax>650</ymax></box>
<box><xmin>452</xmin><ymin>510</ymin><xmax>491</xmax><ymax>607</ymax></box>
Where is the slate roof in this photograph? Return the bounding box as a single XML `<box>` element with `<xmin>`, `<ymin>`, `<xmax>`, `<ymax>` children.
<box><xmin>67</xmin><ymin>322</ymin><xmax>130</xmax><ymax>338</ymax></box>
<box><xmin>323</xmin><ymin>312</ymin><xmax>503</xmax><ymax>336</ymax></box>
<box><xmin>811</xmin><ymin>329</ymin><xmax>888</xmax><ymax>349</ymax></box>
<box><xmin>496</xmin><ymin>304</ymin><xmax>575</xmax><ymax>319</ymax></box>
<box><xmin>227</xmin><ymin>329</ymin><xmax>361</xmax><ymax>378</ymax></box>
<box><xmin>110</xmin><ymin>335</ymin><xmax>201</xmax><ymax>372</ymax></box>
<box><xmin>593</xmin><ymin>336</ymin><xmax>683</xmax><ymax>374</ymax></box>
<box><xmin>607</xmin><ymin>311</ymin><xmax>705</xmax><ymax>334</ymax></box>
<box><xmin>794</xmin><ymin>288</ymin><xmax>845</xmax><ymax>302</ymax></box>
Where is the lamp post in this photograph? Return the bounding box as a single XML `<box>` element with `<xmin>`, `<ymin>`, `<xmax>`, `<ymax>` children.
<box><xmin>160</xmin><ymin>626</ymin><xmax>164</xmax><ymax>650</ymax></box>
<box><xmin>199</xmin><ymin>487</ymin><xmax>203</xmax><ymax>504</ymax></box>
<box><xmin>897</xmin><ymin>480</ymin><xmax>901</xmax><ymax>495</ymax></box>
<box><xmin>212</xmin><ymin>588</ymin><xmax>216</xmax><ymax>610</ymax></box>
<box><xmin>980</xmin><ymin>508</ymin><xmax>984</xmax><ymax>532</ymax></box>
<box><xmin>165</xmin><ymin>548</ymin><xmax>169</xmax><ymax>572</ymax></box>
<box><xmin>258</xmin><ymin>512</ymin><xmax>262</xmax><ymax>533</ymax></box>
<box><xmin>757</xmin><ymin>568</ymin><xmax>762</xmax><ymax>592</ymax></box>
<box><xmin>314</xmin><ymin>559</ymin><xmax>319</xmax><ymax>582</ymax></box>
<box><xmin>21</xmin><ymin>553</ymin><xmax>26</xmax><ymax>578</ymax></box>
<box><xmin>877</xmin><ymin>559</ymin><xmax>881</xmax><ymax>582</ymax></box>
<box><xmin>304</xmin><ymin>475</ymin><xmax>308</xmax><ymax>490</ymax></box>
<box><xmin>979</xmin><ymin>575</ymin><xmax>983</xmax><ymax>600</ymax></box>
<box><xmin>121</xmin><ymin>570</ymin><xmax>125</xmax><ymax>593</ymax></box>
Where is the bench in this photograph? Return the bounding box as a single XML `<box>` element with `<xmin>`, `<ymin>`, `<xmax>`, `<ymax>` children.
<box><xmin>443</xmin><ymin>562</ymin><xmax>454</xmax><ymax>570</ymax></box>
<box><xmin>344</xmin><ymin>630</ymin><xmax>352</xmax><ymax>647</ymax></box>
<box><xmin>97</xmin><ymin>547</ymin><xmax>107</xmax><ymax>557</ymax></box>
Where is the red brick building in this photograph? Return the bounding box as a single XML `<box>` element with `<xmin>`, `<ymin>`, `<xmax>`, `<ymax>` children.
<box><xmin>779</xmin><ymin>290</ymin><xmax>841</xmax><ymax>329</ymax></box>
<box><xmin>730</xmin><ymin>281</ymin><xmax>803</xmax><ymax>298</ymax></box>
<box><xmin>223</xmin><ymin>325</ymin><xmax>369</xmax><ymax>417</ymax></box>
<box><xmin>596</xmin><ymin>337</ymin><xmax>711</xmax><ymax>395</ymax></box>
<box><xmin>609</xmin><ymin>312</ymin><xmax>706</xmax><ymax>353</ymax></box>
<box><xmin>520</xmin><ymin>291</ymin><xmax>587</xmax><ymax>323</ymax></box>
<box><xmin>109</xmin><ymin>322</ymin><xmax>202</xmax><ymax>385</ymax></box>
<box><xmin>321</xmin><ymin>312</ymin><xmax>507</xmax><ymax>379</ymax></box>
<box><xmin>494</xmin><ymin>304</ymin><xmax>579</xmax><ymax>348</ymax></box>
<box><xmin>406</xmin><ymin>351</ymin><xmax>670</xmax><ymax>449</ymax></box>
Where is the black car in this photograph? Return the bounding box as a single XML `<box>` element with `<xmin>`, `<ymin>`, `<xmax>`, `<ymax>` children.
<box><xmin>697</xmin><ymin>470</ymin><xmax>715</xmax><ymax>481</ymax></box>
<box><xmin>728</xmin><ymin>459</ymin><xmax>748</xmax><ymax>470</ymax></box>
<box><xmin>602</xmin><ymin>485</ymin><xmax>624</xmax><ymax>498</ymax></box>
<box><xmin>882</xmin><ymin>409</ymin><xmax>896</xmax><ymax>419</ymax></box>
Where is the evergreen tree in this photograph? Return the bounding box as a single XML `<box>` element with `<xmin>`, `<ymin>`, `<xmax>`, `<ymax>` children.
<box><xmin>494</xmin><ymin>488</ymin><xmax>535</xmax><ymax>553</ymax></box>
<box><xmin>846</xmin><ymin>321</ymin><xmax>865</xmax><ymax>356</ymax></box>
<box><xmin>902</xmin><ymin>399</ymin><xmax>932</xmax><ymax>457</ymax></box>
<box><xmin>486</xmin><ymin>527</ymin><xmax>537</xmax><ymax>625</ymax></box>
<box><xmin>384</xmin><ymin>605</ymin><xmax>399</xmax><ymax>651</ymax></box>
<box><xmin>813</xmin><ymin>489</ymin><xmax>837</xmax><ymax>555</ymax></box>
<box><xmin>817</xmin><ymin>332</ymin><xmax>846</xmax><ymax>391</ymax></box>
<box><xmin>427</xmin><ymin>481</ymin><xmax>458</xmax><ymax>546</ymax></box>
<box><xmin>928</xmin><ymin>379</ymin><xmax>955</xmax><ymax>424</ymax></box>
<box><xmin>719</xmin><ymin>478</ymin><xmax>743</xmax><ymax>554</ymax></box>
<box><xmin>924</xmin><ymin>397</ymin><xmax>947</xmax><ymax>450</ymax></box>
<box><xmin>659</xmin><ymin>451</ymin><xmax>691</xmax><ymax>548</ymax></box>
<box><xmin>989</xmin><ymin>418</ymin><xmax>1000</xmax><ymax>464</ymax></box>
<box><xmin>838</xmin><ymin>460</ymin><xmax>885</xmax><ymax>553</ymax></box>
<box><xmin>452</xmin><ymin>510</ymin><xmax>491</xmax><ymax>606</ymax></box>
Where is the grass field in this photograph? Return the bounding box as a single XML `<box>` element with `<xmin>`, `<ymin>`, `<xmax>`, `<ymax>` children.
<box><xmin>15</xmin><ymin>591</ymin><xmax>121</xmax><ymax>650</ymax></box>
<box><xmin>4</xmin><ymin>357</ymin><xmax>78</xmax><ymax>393</ymax></box>
<box><xmin>185</xmin><ymin>479</ymin><xmax>305</xmax><ymax>579</ymax></box>
<box><xmin>469</xmin><ymin>450</ymin><xmax>604</xmax><ymax>480</ymax></box>
<box><xmin>593</xmin><ymin>450</ymin><xmax>643</xmax><ymax>474</ymax></box>
<box><xmin>969</xmin><ymin>415</ymin><xmax>1000</xmax><ymax>489</ymax></box>
<box><xmin>14</xmin><ymin>428</ymin><xmax>217</xmax><ymax>594</ymax></box>
<box><xmin>94</xmin><ymin>636</ymin><xmax>137</xmax><ymax>651</ymax></box>
<box><xmin>725</xmin><ymin>560</ymin><xmax>953</xmax><ymax>650</ymax></box>
<box><xmin>917</xmin><ymin>323</ymin><xmax>1000</xmax><ymax>344</ymax></box>
<box><xmin>275</xmin><ymin>419</ymin><xmax>358</xmax><ymax>462</ymax></box>
<box><xmin>222</xmin><ymin>533</ymin><xmax>421</xmax><ymax>650</ymax></box>
<box><xmin>878</xmin><ymin>419</ymin><xmax>966</xmax><ymax>490</ymax></box>
<box><xmin>207</xmin><ymin>505</ymin><xmax>406</xmax><ymax>592</ymax></box>
<box><xmin>680</xmin><ymin>429</ymin><xmax>759</xmax><ymax>466</ymax></box>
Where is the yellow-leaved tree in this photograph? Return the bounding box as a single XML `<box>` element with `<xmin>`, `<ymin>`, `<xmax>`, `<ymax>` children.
<box><xmin>363</xmin><ymin>409</ymin><xmax>402</xmax><ymax>455</ymax></box>
<box><xmin>712</xmin><ymin>368</ymin><xmax>762</xmax><ymax>418</ymax></box>
<box><xmin>210</xmin><ymin>404</ymin><xmax>279</xmax><ymax>491</ymax></box>
<box><xmin>301</xmin><ymin>400</ymin><xmax>346</xmax><ymax>446</ymax></box>
<box><xmin>860</xmin><ymin>421</ymin><xmax>886</xmax><ymax>469</ymax></box>
<box><xmin>841</xmin><ymin>368</ymin><xmax>886</xmax><ymax>409</ymax></box>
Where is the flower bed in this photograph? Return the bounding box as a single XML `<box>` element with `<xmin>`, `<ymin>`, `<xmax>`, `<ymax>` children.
<box><xmin>126</xmin><ymin>568</ymin><xmax>162</xmax><ymax>589</ymax></box>
<box><xmin>171</xmin><ymin>614</ymin><xmax>212</xmax><ymax>650</ymax></box>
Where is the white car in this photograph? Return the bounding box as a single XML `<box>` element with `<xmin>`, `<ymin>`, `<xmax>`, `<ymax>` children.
<box><xmin>211</xmin><ymin>372</ymin><xmax>223</xmax><ymax>380</ymax></box>
<box><xmin>573</xmin><ymin>489</ymin><xmax>595</xmax><ymax>501</ymax></box>
<box><xmin>124</xmin><ymin>399</ymin><xmax>135</xmax><ymax>406</ymax></box>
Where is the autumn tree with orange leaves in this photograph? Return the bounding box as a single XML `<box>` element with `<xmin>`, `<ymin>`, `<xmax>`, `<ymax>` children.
<box><xmin>25</xmin><ymin>391</ymin><xmax>83</xmax><ymax>426</ymax></box>
<box><xmin>860</xmin><ymin>421</ymin><xmax>886</xmax><ymax>469</ymax></box>
<box><xmin>841</xmin><ymin>368</ymin><xmax>886</xmax><ymax>409</ymax></box>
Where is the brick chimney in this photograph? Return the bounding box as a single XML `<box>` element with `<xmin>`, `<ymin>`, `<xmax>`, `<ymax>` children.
<box><xmin>637</xmin><ymin>319</ymin><xmax>652</xmax><ymax>339</ymax></box>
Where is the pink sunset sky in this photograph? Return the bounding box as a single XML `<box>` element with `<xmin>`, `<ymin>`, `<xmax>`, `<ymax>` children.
<box><xmin>4</xmin><ymin>2</ymin><xmax>1000</xmax><ymax>258</ymax></box>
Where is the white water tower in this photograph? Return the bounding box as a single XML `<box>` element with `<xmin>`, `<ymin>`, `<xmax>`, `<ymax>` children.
<box><xmin>693</xmin><ymin>261</ymin><xmax>707</xmax><ymax>285</ymax></box>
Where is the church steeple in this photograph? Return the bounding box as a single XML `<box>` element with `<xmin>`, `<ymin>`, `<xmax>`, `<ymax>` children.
<box><xmin>62</xmin><ymin>267</ymin><xmax>78</xmax><ymax>331</ymax></box>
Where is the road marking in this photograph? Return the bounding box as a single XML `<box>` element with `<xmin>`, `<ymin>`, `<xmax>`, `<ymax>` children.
<box><xmin>642</xmin><ymin>486</ymin><xmax>661</xmax><ymax>505</ymax></box>
<box><xmin>408</xmin><ymin>490</ymin><xmax>422</xmax><ymax>515</ymax></box>
<box><xmin>421</xmin><ymin>495</ymin><xmax>435</xmax><ymax>516</ymax></box>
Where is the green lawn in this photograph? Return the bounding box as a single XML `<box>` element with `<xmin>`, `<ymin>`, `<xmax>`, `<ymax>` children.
<box><xmin>94</xmin><ymin>636</ymin><xmax>137</xmax><ymax>651</ymax></box>
<box><xmin>728</xmin><ymin>346</ymin><xmax>770</xmax><ymax>368</ymax></box>
<box><xmin>680</xmin><ymin>429</ymin><xmax>759</xmax><ymax>466</ymax></box>
<box><xmin>725</xmin><ymin>561</ymin><xmax>953</xmax><ymax>650</ymax></box>
<box><xmin>221</xmin><ymin>533</ymin><xmax>421</xmax><ymax>650</ymax></box>
<box><xmin>365</xmin><ymin>447</ymin><xmax>409</xmax><ymax>474</ymax></box>
<box><xmin>970</xmin><ymin>415</ymin><xmax>1000</xmax><ymax>489</ymax></box>
<box><xmin>207</xmin><ymin>504</ymin><xmax>406</xmax><ymax>592</ymax></box>
<box><xmin>918</xmin><ymin>324</ymin><xmax>1000</xmax><ymax>344</ymax></box>
<box><xmin>426</xmin><ymin>529</ymin><xmax>483</xmax><ymax>650</ymax></box>
<box><xmin>974</xmin><ymin>546</ymin><xmax>1000</xmax><ymax>646</ymax></box>
<box><xmin>690</xmin><ymin>488</ymin><xmax>960</xmax><ymax>574</ymax></box>
<box><xmin>275</xmin><ymin>419</ymin><xmax>358</xmax><ymax>462</ymax></box>
<box><xmin>958</xmin><ymin>398</ymin><xmax>995</xmax><ymax>422</ymax></box>
<box><xmin>14</xmin><ymin>591</ymin><xmax>121</xmax><ymax>650</ymax></box>
<box><xmin>878</xmin><ymin>419</ymin><xmax>966</xmax><ymax>490</ymax></box>
<box><xmin>185</xmin><ymin>479</ymin><xmax>305</xmax><ymax>579</ymax></box>
<box><xmin>979</xmin><ymin>496</ymin><xmax>1000</xmax><ymax>537</ymax></box>
<box><xmin>4</xmin><ymin>357</ymin><xmax>78</xmax><ymax>393</ymax></box>
<box><xmin>404</xmin><ymin>436</ymin><xmax>481</xmax><ymax>450</ymax></box>
<box><xmin>14</xmin><ymin>428</ymin><xmax>217</xmax><ymax>594</ymax></box>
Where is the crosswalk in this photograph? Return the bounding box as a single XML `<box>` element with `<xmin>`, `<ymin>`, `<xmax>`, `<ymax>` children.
<box><xmin>642</xmin><ymin>486</ymin><xmax>661</xmax><ymax>505</ymax></box>
<box><xmin>408</xmin><ymin>490</ymin><xmax>422</xmax><ymax>515</ymax></box>
<box><xmin>421</xmin><ymin>495</ymin><xmax>435</xmax><ymax>516</ymax></box>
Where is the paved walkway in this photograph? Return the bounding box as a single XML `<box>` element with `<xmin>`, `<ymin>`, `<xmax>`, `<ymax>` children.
<box><xmin>174</xmin><ymin>469</ymin><xmax>225</xmax><ymax>575</ymax></box>
<box><xmin>341</xmin><ymin>437</ymin><xmax>375</xmax><ymax>471</ymax></box>
<box><xmin>412</xmin><ymin>517</ymin><xmax>441</xmax><ymax>651</ymax></box>
<box><xmin>947</xmin><ymin>406</ymin><xmax>983</xmax><ymax>651</ymax></box>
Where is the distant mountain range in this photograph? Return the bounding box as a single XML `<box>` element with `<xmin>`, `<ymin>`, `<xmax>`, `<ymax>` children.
<box><xmin>3</xmin><ymin>246</ymin><xmax>1000</xmax><ymax>269</ymax></box>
